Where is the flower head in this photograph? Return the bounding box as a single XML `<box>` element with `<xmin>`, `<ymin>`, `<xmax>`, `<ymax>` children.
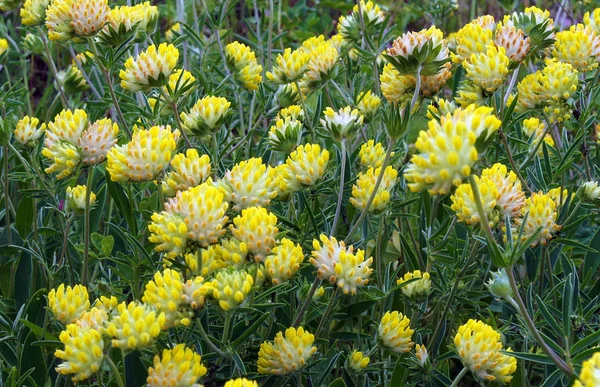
<box><xmin>65</xmin><ymin>185</ymin><xmax>96</xmax><ymax>214</ymax></box>
<box><xmin>148</xmin><ymin>211</ymin><xmax>188</xmax><ymax>258</ymax></box>
<box><xmin>46</xmin><ymin>0</ymin><xmax>75</xmax><ymax>41</ymax></box>
<box><xmin>106</xmin><ymin>125</ymin><xmax>179</xmax><ymax>182</ymax></box>
<box><xmin>147</xmin><ymin>344</ymin><xmax>207</xmax><ymax>387</ymax></box>
<box><xmin>574</xmin><ymin>352</ymin><xmax>600</xmax><ymax>387</ymax></box>
<box><xmin>304</xmin><ymin>41</ymin><xmax>339</xmax><ymax>84</ymax></box>
<box><xmin>165</xmin><ymin>22</ymin><xmax>181</xmax><ymax>42</ymax></box>
<box><xmin>55</xmin><ymin>324</ymin><xmax>104</xmax><ymax>382</ymax></box>
<box><xmin>451</xmin><ymin>176</ymin><xmax>499</xmax><ymax>226</ymax></box>
<box><xmin>495</xmin><ymin>23</ymin><xmax>530</xmax><ymax>62</ymax></box>
<box><xmin>379</xmin><ymin>63</ymin><xmax>415</xmax><ymax>103</ymax></box>
<box><xmin>378</xmin><ymin>311</ymin><xmax>414</xmax><ymax>353</ymax></box>
<box><xmin>257</xmin><ymin>326</ymin><xmax>317</xmax><ymax>375</ymax></box>
<box><xmin>225</xmin><ymin>41</ymin><xmax>263</xmax><ymax>90</ymax></box>
<box><xmin>181</xmin><ymin>95</ymin><xmax>231</xmax><ymax>136</ymax></box>
<box><xmin>356</xmin><ymin>90</ymin><xmax>381</xmax><ymax>119</ymax></box>
<box><xmin>142</xmin><ymin>269</ymin><xmax>189</xmax><ymax>328</ymax></box>
<box><xmin>285</xmin><ymin>143</ymin><xmax>329</xmax><ymax>188</ymax></box>
<box><xmin>78</xmin><ymin>118</ymin><xmax>119</xmax><ymax>165</ymax></box>
<box><xmin>182</xmin><ymin>276</ymin><xmax>213</xmax><ymax>309</ymax></box>
<box><xmin>581</xmin><ymin>181</ymin><xmax>600</xmax><ymax>202</ymax></box>
<box><xmin>120</xmin><ymin>43</ymin><xmax>179</xmax><ymax>91</ymax></box>
<box><xmin>264</xmin><ymin>238</ymin><xmax>305</xmax><ymax>284</ymax></box>
<box><xmin>463</xmin><ymin>44</ymin><xmax>509</xmax><ymax>92</ymax></box>
<box><xmin>268</xmin><ymin>117</ymin><xmax>303</xmax><ymax>153</ymax></box>
<box><xmin>514</xmin><ymin>192</ymin><xmax>560</xmax><ymax>246</ymax></box>
<box><xmin>267</xmin><ymin>47</ymin><xmax>310</xmax><ymax>83</ymax></box>
<box><xmin>211</xmin><ymin>269</ymin><xmax>254</xmax><ymax>310</ymax></box>
<box><xmin>101</xmin><ymin>2</ymin><xmax>158</xmax><ymax>45</ymax></box>
<box><xmin>350</xmin><ymin>166</ymin><xmax>398</xmax><ymax>213</ymax></box>
<box><xmin>104</xmin><ymin>301</ymin><xmax>165</xmax><ymax>350</ymax></box>
<box><xmin>454</xmin><ymin>319</ymin><xmax>517</xmax><ymax>383</ymax></box>
<box><xmin>358</xmin><ymin>140</ymin><xmax>391</xmax><ymax>169</ymax></box>
<box><xmin>453</xmin><ymin>21</ymin><xmax>494</xmax><ymax>64</ymax></box>
<box><xmin>223</xmin><ymin>158</ymin><xmax>278</xmax><ymax>211</ymax></box>
<box><xmin>21</xmin><ymin>0</ymin><xmax>50</xmax><ymax>26</ymax></box>
<box><xmin>387</xmin><ymin>26</ymin><xmax>448</xmax><ymax>75</ymax></box>
<box><xmin>48</xmin><ymin>284</ymin><xmax>90</xmax><ymax>324</ymax></box>
<box><xmin>486</xmin><ymin>269</ymin><xmax>513</xmax><ymax>300</ymax></box>
<box><xmin>397</xmin><ymin>270</ymin><xmax>432</xmax><ymax>298</ymax></box>
<box><xmin>225</xmin><ymin>379</ymin><xmax>259</xmax><ymax>387</ymax></box>
<box><xmin>230</xmin><ymin>206</ymin><xmax>278</xmax><ymax>261</ymax></box>
<box><xmin>348</xmin><ymin>350</ymin><xmax>370</xmax><ymax>373</ymax></box>
<box><xmin>69</xmin><ymin>0</ymin><xmax>109</xmax><ymax>36</ymax></box>
<box><xmin>552</xmin><ymin>24</ymin><xmax>600</xmax><ymax>73</ymax></box>
<box><xmin>162</xmin><ymin>149</ymin><xmax>211</xmax><ymax>196</ymax></box>
<box><xmin>482</xmin><ymin>163</ymin><xmax>525</xmax><ymax>218</ymax></box>
<box><xmin>584</xmin><ymin>9</ymin><xmax>600</xmax><ymax>34</ymax></box>
<box><xmin>14</xmin><ymin>116</ymin><xmax>46</xmax><ymax>147</ymax></box>
<box><xmin>321</xmin><ymin>106</ymin><xmax>364</xmax><ymax>141</ymax></box>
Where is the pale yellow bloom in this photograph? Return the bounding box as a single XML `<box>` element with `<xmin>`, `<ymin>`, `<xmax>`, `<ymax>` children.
<box><xmin>257</xmin><ymin>327</ymin><xmax>317</xmax><ymax>375</ymax></box>
<box><xmin>147</xmin><ymin>344</ymin><xmax>207</xmax><ymax>387</ymax></box>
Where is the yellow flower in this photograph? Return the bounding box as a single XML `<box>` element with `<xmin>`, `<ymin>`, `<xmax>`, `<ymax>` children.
<box><xmin>162</xmin><ymin>68</ymin><xmax>196</xmax><ymax>97</ymax></box>
<box><xmin>397</xmin><ymin>270</ymin><xmax>432</xmax><ymax>298</ymax></box>
<box><xmin>182</xmin><ymin>275</ymin><xmax>213</xmax><ymax>309</ymax></box>
<box><xmin>356</xmin><ymin>90</ymin><xmax>381</xmax><ymax>118</ymax></box>
<box><xmin>514</xmin><ymin>72</ymin><xmax>546</xmax><ymax>111</ymax></box>
<box><xmin>79</xmin><ymin>118</ymin><xmax>119</xmax><ymax>165</ymax></box>
<box><xmin>348</xmin><ymin>350</ymin><xmax>370</xmax><ymax>373</ymax></box>
<box><xmin>350</xmin><ymin>166</ymin><xmax>398</xmax><ymax>212</ymax></box>
<box><xmin>387</xmin><ymin>27</ymin><xmax>447</xmax><ymax>71</ymax></box>
<box><xmin>65</xmin><ymin>185</ymin><xmax>96</xmax><ymax>214</ymax></box>
<box><xmin>119</xmin><ymin>43</ymin><xmax>179</xmax><ymax>91</ymax></box>
<box><xmin>257</xmin><ymin>326</ymin><xmax>317</xmax><ymax>375</ymax></box>
<box><xmin>452</xmin><ymin>21</ymin><xmax>494</xmax><ymax>64</ymax></box>
<box><xmin>514</xmin><ymin>192</ymin><xmax>560</xmax><ymax>247</ymax></box>
<box><xmin>552</xmin><ymin>24</ymin><xmax>599</xmax><ymax>72</ymax></box>
<box><xmin>378</xmin><ymin>311</ymin><xmax>414</xmax><ymax>353</ymax></box>
<box><xmin>379</xmin><ymin>63</ymin><xmax>415</xmax><ymax>103</ymax></box>
<box><xmin>14</xmin><ymin>116</ymin><xmax>46</xmax><ymax>147</ymax></box>
<box><xmin>268</xmin><ymin>117</ymin><xmax>303</xmax><ymax>153</ymax></box>
<box><xmin>285</xmin><ymin>143</ymin><xmax>329</xmax><ymax>188</ymax></box>
<box><xmin>420</xmin><ymin>63</ymin><xmax>452</xmax><ymax>97</ymax></box>
<box><xmin>219</xmin><ymin>238</ymin><xmax>249</xmax><ymax>268</ymax></box>
<box><xmin>225</xmin><ymin>41</ymin><xmax>263</xmax><ymax>90</ymax></box>
<box><xmin>482</xmin><ymin>163</ymin><xmax>526</xmax><ymax>218</ymax></box>
<box><xmin>264</xmin><ymin>238</ymin><xmax>305</xmax><ymax>284</ymax></box>
<box><xmin>48</xmin><ymin>284</ymin><xmax>90</xmax><ymax>324</ymax></box>
<box><xmin>101</xmin><ymin>2</ymin><xmax>158</xmax><ymax>45</ymax></box>
<box><xmin>165</xmin><ymin>22</ymin><xmax>181</xmax><ymax>42</ymax></box>
<box><xmin>358</xmin><ymin>140</ymin><xmax>391</xmax><ymax>169</ymax></box>
<box><xmin>147</xmin><ymin>344</ymin><xmax>207</xmax><ymax>387</ymax></box>
<box><xmin>211</xmin><ymin>269</ymin><xmax>254</xmax><ymax>311</ymax></box>
<box><xmin>454</xmin><ymin>319</ymin><xmax>517</xmax><ymax>383</ymax></box>
<box><xmin>55</xmin><ymin>324</ymin><xmax>104</xmax><ymax>382</ymax></box>
<box><xmin>21</xmin><ymin>0</ymin><xmax>50</xmax><ymax>26</ymax></box>
<box><xmin>69</xmin><ymin>0</ymin><xmax>109</xmax><ymax>36</ymax></box>
<box><xmin>450</xmin><ymin>176</ymin><xmax>499</xmax><ymax>226</ymax></box>
<box><xmin>404</xmin><ymin>105</ymin><xmax>501</xmax><ymax>195</ymax></box>
<box><xmin>46</xmin><ymin>0</ymin><xmax>75</xmax><ymax>41</ymax></box>
<box><xmin>463</xmin><ymin>44</ymin><xmax>509</xmax><ymax>92</ymax></box>
<box><xmin>230</xmin><ymin>206</ymin><xmax>278</xmax><ymax>261</ymax></box>
<box><xmin>304</xmin><ymin>41</ymin><xmax>339</xmax><ymax>84</ymax></box>
<box><xmin>162</xmin><ymin>149</ymin><xmax>211</xmax><ymax>196</ymax></box>
<box><xmin>427</xmin><ymin>98</ymin><xmax>457</xmax><ymax>119</ymax></box>
<box><xmin>148</xmin><ymin>212</ymin><xmax>188</xmax><ymax>258</ymax></box>
<box><xmin>456</xmin><ymin>81</ymin><xmax>486</xmax><ymax>107</ymax></box>
<box><xmin>584</xmin><ymin>9</ymin><xmax>600</xmax><ymax>34</ymax></box>
<box><xmin>541</xmin><ymin>59</ymin><xmax>579</xmax><ymax>101</ymax></box>
<box><xmin>180</xmin><ymin>95</ymin><xmax>231</xmax><ymax>136</ymax></box>
<box><xmin>574</xmin><ymin>352</ymin><xmax>600</xmax><ymax>387</ymax></box>
<box><xmin>42</xmin><ymin>141</ymin><xmax>82</xmax><ymax>179</ymax></box>
<box><xmin>415</xmin><ymin>344</ymin><xmax>429</xmax><ymax>367</ymax></box>
<box><xmin>321</xmin><ymin>106</ymin><xmax>364</xmax><ymax>141</ymax></box>
<box><xmin>104</xmin><ymin>301</ymin><xmax>165</xmax><ymax>350</ymax></box>
<box><xmin>267</xmin><ymin>47</ymin><xmax>310</xmax><ymax>83</ymax></box>
<box><xmin>278</xmin><ymin>105</ymin><xmax>304</xmax><ymax>121</ymax></box>
<box><xmin>495</xmin><ymin>23</ymin><xmax>530</xmax><ymax>62</ymax></box>
<box><xmin>142</xmin><ymin>269</ymin><xmax>188</xmax><ymax>328</ymax></box>
<box><xmin>163</xmin><ymin>181</ymin><xmax>229</xmax><ymax>247</ymax></box>
<box><xmin>106</xmin><ymin>125</ymin><xmax>179</xmax><ymax>182</ymax></box>
<box><xmin>224</xmin><ymin>378</ymin><xmax>259</xmax><ymax>387</ymax></box>
<box><xmin>223</xmin><ymin>158</ymin><xmax>278</xmax><ymax>211</ymax></box>
<box><xmin>183</xmin><ymin>247</ymin><xmax>227</xmax><ymax>276</ymax></box>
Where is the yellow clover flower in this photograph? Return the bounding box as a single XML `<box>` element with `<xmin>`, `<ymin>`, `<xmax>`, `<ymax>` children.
<box><xmin>48</xmin><ymin>284</ymin><xmax>90</xmax><ymax>324</ymax></box>
<box><xmin>55</xmin><ymin>324</ymin><xmax>104</xmax><ymax>382</ymax></box>
<box><xmin>14</xmin><ymin>116</ymin><xmax>46</xmax><ymax>147</ymax></box>
<box><xmin>223</xmin><ymin>158</ymin><xmax>278</xmax><ymax>211</ymax></box>
<box><xmin>264</xmin><ymin>238</ymin><xmax>305</xmax><ymax>284</ymax></box>
<box><xmin>358</xmin><ymin>140</ymin><xmax>391</xmax><ymax>169</ymax></box>
<box><xmin>162</xmin><ymin>149</ymin><xmax>211</xmax><ymax>196</ymax></box>
<box><xmin>257</xmin><ymin>326</ymin><xmax>317</xmax><ymax>375</ymax></box>
<box><xmin>211</xmin><ymin>269</ymin><xmax>254</xmax><ymax>311</ymax></box>
<box><xmin>180</xmin><ymin>95</ymin><xmax>231</xmax><ymax>136</ymax></box>
<box><xmin>104</xmin><ymin>301</ymin><xmax>166</xmax><ymax>350</ymax></box>
<box><xmin>348</xmin><ymin>350</ymin><xmax>370</xmax><ymax>373</ymax></box>
<box><xmin>225</xmin><ymin>41</ymin><xmax>263</xmax><ymax>90</ymax></box>
<box><xmin>452</xmin><ymin>21</ymin><xmax>494</xmax><ymax>64</ymax></box>
<box><xmin>350</xmin><ymin>166</ymin><xmax>398</xmax><ymax>213</ymax></box>
<box><xmin>463</xmin><ymin>44</ymin><xmax>509</xmax><ymax>92</ymax></box>
<box><xmin>46</xmin><ymin>0</ymin><xmax>75</xmax><ymax>41</ymax></box>
<box><xmin>495</xmin><ymin>23</ymin><xmax>530</xmax><ymax>62</ymax></box>
<box><xmin>454</xmin><ymin>319</ymin><xmax>517</xmax><ymax>383</ymax></box>
<box><xmin>397</xmin><ymin>270</ymin><xmax>432</xmax><ymax>298</ymax></box>
<box><xmin>147</xmin><ymin>344</ymin><xmax>207</xmax><ymax>387</ymax></box>
<box><xmin>21</xmin><ymin>0</ymin><xmax>50</xmax><ymax>26</ymax></box>
<box><xmin>225</xmin><ymin>379</ymin><xmax>259</xmax><ymax>387</ymax></box>
<box><xmin>230</xmin><ymin>206</ymin><xmax>278</xmax><ymax>261</ymax></box>
<box><xmin>142</xmin><ymin>269</ymin><xmax>189</xmax><ymax>328</ymax></box>
<box><xmin>267</xmin><ymin>47</ymin><xmax>310</xmax><ymax>84</ymax></box>
<box><xmin>120</xmin><ymin>43</ymin><xmax>179</xmax><ymax>91</ymax></box>
<box><xmin>378</xmin><ymin>311</ymin><xmax>414</xmax><ymax>353</ymax></box>
<box><xmin>482</xmin><ymin>163</ymin><xmax>526</xmax><ymax>218</ymax></box>
<box><xmin>78</xmin><ymin>117</ymin><xmax>119</xmax><ymax>165</ymax></box>
<box><xmin>65</xmin><ymin>185</ymin><xmax>96</xmax><ymax>214</ymax></box>
<box><xmin>552</xmin><ymin>24</ymin><xmax>599</xmax><ymax>73</ymax></box>
<box><xmin>321</xmin><ymin>106</ymin><xmax>364</xmax><ymax>141</ymax></box>
<box><xmin>514</xmin><ymin>192</ymin><xmax>560</xmax><ymax>247</ymax></box>
<box><xmin>69</xmin><ymin>0</ymin><xmax>109</xmax><ymax>36</ymax></box>
<box><xmin>182</xmin><ymin>275</ymin><xmax>213</xmax><ymax>309</ymax></box>
<box><xmin>450</xmin><ymin>176</ymin><xmax>499</xmax><ymax>226</ymax></box>
<box><xmin>584</xmin><ymin>8</ymin><xmax>600</xmax><ymax>34</ymax></box>
<box><xmin>379</xmin><ymin>63</ymin><xmax>415</xmax><ymax>103</ymax></box>
<box><xmin>285</xmin><ymin>143</ymin><xmax>329</xmax><ymax>189</ymax></box>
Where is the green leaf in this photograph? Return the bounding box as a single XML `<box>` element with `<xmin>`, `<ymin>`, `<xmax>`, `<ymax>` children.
<box><xmin>328</xmin><ymin>378</ymin><xmax>346</xmax><ymax>387</ymax></box>
<box><xmin>390</xmin><ymin>355</ymin><xmax>409</xmax><ymax>386</ymax></box>
<box><xmin>506</xmin><ymin>352</ymin><xmax>555</xmax><ymax>364</ymax></box>
<box><xmin>231</xmin><ymin>312</ymin><xmax>270</xmax><ymax>348</ymax></box>
<box><xmin>105</xmin><ymin>172</ymin><xmax>137</xmax><ymax>234</ymax></box>
<box><xmin>15</xmin><ymin>196</ymin><xmax>34</xmax><ymax>239</ymax></box>
<box><xmin>18</xmin><ymin>330</ymin><xmax>46</xmax><ymax>387</ymax></box>
<box><xmin>571</xmin><ymin>329</ymin><xmax>600</xmax><ymax>354</ymax></box>
<box><xmin>562</xmin><ymin>274</ymin><xmax>573</xmax><ymax>337</ymax></box>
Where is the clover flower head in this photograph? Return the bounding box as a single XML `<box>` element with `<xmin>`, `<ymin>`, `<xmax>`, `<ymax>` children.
<box><xmin>230</xmin><ymin>206</ymin><xmax>279</xmax><ymax>261</ymax></box>
<box><xmin>486</xmin><ymin>269</ymin><xmax>513</xmax><ymax>299</ymax></box>
<box><xmin>211</xmin><ymin>269</ymin><xmax>254</xmax><ymax>311</ymax></box>
<box><xmin>48</xmin><ymin>284</ymin><xmax>90</xmax><ymax>324</ymax></box>
<box><xmin>454</xmin><ymin>319</ymin><xmax>517</xmax><ymax>383</ymax></box>
<box><xmin>225</xmin><ymin>378</ymin><xmax>259</xmax><ymax>387</ymax></box>
<box><xmin>162</xmin><ymin>149</ymin><xmax>211</xmax><ymax>196</ymax></box>
<box><xmin>451</xmin><ymin>176</ymin><xmax>499</xmax><ymax>226</ymax></box>
<box><xmin>453</xmin><ymin>21</ymin><xmax>494</xmax><ymax>64</ymax></box>
<box><xmin>574</xmin><ymin>352</ymin><xmax>600</xmax><ymax>387</ymax></box>
<box><xmin>581</xmin><ymin>181</ymin><xmax>600</xmax><ymax>201</ymax></box>
<box><xmin>304</xmin><ymin>41</ymin><xmax>339</xmax><ymax>83</ymax></box>
<box><xmin>350</xmin><ymin>166</ymin><xmax>398</xmax><ymax>213</ymax></box>
<box><xmin>285</xmin><ymin>143</ymin><xmax>329</xmax><ymax>188</ymax></box>
<box><xmin>120</xmin><ymin>43</ymin><xmax>179</xmax><ymax>91</ymax></box>
<box><xmin>21</xmin><ymin>0</ymin><xmax>50</xmax><ymax>26</ymax></box>
<box><xmin>225</xmin><ymin>41</ymin><xmax>263</xmax><ymax>90</ymax></box>
<box><xmin>257</xmin><ymin>326</ymin><xmax>317</xmax><ymax>375</ymax></box>
<box><xmin>104</xmin><ymin>301</ymin><xmax>165</xmax><ymax>350</ymax></box>
<box><xmin>14</xmin><ymin>116</ymin><xmax>46</xmax><ymax>147</ymax></box>
<box><xmin>181</xmin><ymin>95</ymin><xmax>231</xmax><ymax>136</ymax></box>
<box><xmin>514</xmin><ymin>192</ymin><xmax>560</xmax><ymax>247</ymax></box>
<box><xmin>46</xmin><ymin>0</ymin><xmax>75</xmax><ymax>41</ymax></box>
<box><xmin>321</xmin><ymin>106</ymin><xmax>364</xmax><ymax>141</ymax></box>
<box><xmin>55</xmin><ymin>324</ymin><xmax>104</xmax><ymax>382</ymax></box>
<box><xmin>147</xmin><ymin>344</ymin><xmax>207</xmax><ymax>387</ymax></box>
<box><xmin>495</xmin><ymin>23</ymin><xmax>530</xmax><ymax>62</ymax></box>
<box><xmin>552</xmin><ymin>24</ymin><xmax>600</xmax><ymax>72</ymax></box>
<box><xmin>223</xmin><ymin>158</ymin><xmax>278</xmax><ymax>211</ymax></box>
<box><xmin>378</xmin><ymin>311</ymin><xmax>414</xmax><ymax>353</ymax></box>
<box><xmin>584</xmin><ymin>9</ymin><xmax>600</xmax><ymax>34</ymax></box>
<box><xmin>356</xmin><ymin>90</ymin><xmax>381</xmax><ymax>118</ymax></box>
<box><xmin>268</xmin><ymin>116</ymin><xmax>303</xmax><ymax>153</ymax></box>
<box><xmin>463</xmin><ymin>44</ymin><xmax>509</xmax><ymax>92</ymax></box>
<box><xmin>78</xmin><ymin>118</ymin><xmax>119</xmax><ymax>165</ymax></box>
<box><xmin>142</xmin><ymin>269</ymin><xmax>188</xmax><ymax>328</ymax></box>
<box><xmin>165</xmin><ymin>22</ymin><xmax>181</xmax><ymax>42</ymax></box>
<box><xmin>482</xmin><ymin>163</ymin><xmax>525</xmax><ymax>218</ymax></box>
<box><xmin>182</xmin><ymin>276</ymin><xmax>213</xmax><ymax>309</ymax></box>
<box><xmin>148</xmin><ymin>211</ymin><xmax>188</xmax><ymax>258</ymax></box>
<box><xmin>348</xmin><ymin>350</ymin><xmax>370</xmax><ymax>373</ymax></box>
<box><xmin>65</xmin><ymin>185</ymin><xmax>96</xmax><ymax>214</ymax></box>
<box><xmin>380</xmin><ymin>63</ymin><xmax>415</xmax><ymax>103</ymax></box>
<box><xmin>267</xmin><ymin>47</ymin><xmax>310</xmax><ymax>84</ymax></box>
<box><xmin>264</xmin><ymin>238</ymin><xmax>305</xmax><ymax>284</ymax></box>
<box><xmin>397</xmin><ymin>270</ymin><xmax>432</xmax><ymax>298</ymax></box>
<box><xmin>69</xmin><ymin>0</ymin><xmax>109</xmax><ymax>36</ymax></box>
<box><xmin>358</xmin><ymin>140</ymin><xmax>391</xmax><ymax>169</ymax></box>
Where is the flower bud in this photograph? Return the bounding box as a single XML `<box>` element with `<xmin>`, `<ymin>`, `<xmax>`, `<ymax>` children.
<box><xmin>486</xmin><ymin>269</ymin><xmax>513</xmax><ymax>300</ymax></box>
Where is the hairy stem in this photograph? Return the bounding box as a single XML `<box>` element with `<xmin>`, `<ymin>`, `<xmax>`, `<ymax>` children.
<box><xmin>330</xmin><ymin>140</ymin><xmax>347</xmax><ymax>235</ymax></box>
<box><xmin>293</xmin><ymin>277</ymin><xmax>322</xmax><ymax>328</ymax></box>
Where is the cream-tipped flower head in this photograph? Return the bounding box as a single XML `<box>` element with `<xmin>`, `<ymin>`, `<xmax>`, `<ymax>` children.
<box><xmin>268</xmin><ymin>117</ymin><xmax>303</xmax><ymax>153</ymax></box>
<box><xmin>219</xmin><ymin>238</ymin><xmax>249</xmax><ymax>269</ymax></box>
<box><xmin>147</xmin><ymin>344</ymin><xmax>207</xmax><ymax>387</ymax></box>
<box><xmin>463</xmin><ymin>44</ymin><xmax>509</xmax><ymax>92</ymax></box>
<box><xmin>182</xmin><ymin>275</ymin><xmax>213</xmax><ymax>309</ymax></box>
<box><xmin>163</xmin><ymin>181</ymin><xmax>229</xmax><ymax>247</ymax></box>
<box><xmin>348</xmin><ymin>350</ymin><xmax>370</xmax><ymax>373</ymax></box>
<box><xmin>584</xmin><ymin>9</ymin><xmax>600</xmax><ymax>34</ymax></box>
<box><xmin>182</xmin><ymin>246</ymin><xmax>227</xmax><ymax>277</ymax></box>
<box><xmin>415</xmin><ymin>344</ymin><xmax>429</xmax><ymax>367</ymax></box>
<box><xmin>181</xmin><ymin>95</ymin><xmax>231</xmax><ymax>136</ymax></box>
<box><xmin>503</xmin><ymin>6</ymin><xmax>555</xmax><ymax>56</ymax></box>
<box><xmin>142</xmin><ymin>269</ymin><xmax>189</xmax><ymax>328</ymax></box>
<box><xmin>48</xmin><ymin>284</ymin><xmax>90</xmax><ymax>324</ymax></box>
<box><xmin>386</xmin><ymin>26</ymin><xmax>448</xmax><ymax>75</ymax></box>
<box><xmin>223</xmin><ymin>158</ymin><xmax>278</xmax><ymax>211</ymax></box>
<box><xmin>267</xmin><ymin>47</ymin><xmax>310</xmax><ymax>84</ymax></box>
<box><xmin>230</xmin><ymin>206</ymin><xmax>278</xmax><ymax>261</ymax></box>
<box><xmin>358</xmin><ymin>140</ymin><xmax>392</xmax><ymax>169</ymax></box>
<box><xmin>42</xmin><ymin>141</ymin><xmax>82</xmax><ymax>179</ymax></box>
<box><xmin>257</xmin><ymin>326</ymin><xmax>317</xmax><ymax>375</ymax></box>
<box><xmin>542</xmin><ymin>60</ymin><xmax>579</xmax><ymax>102</ymax></box>
<box><xmin>482</xmin><ymin>163</ymin><xmax>525</xmax><ymax>218</ymax></box>
<box><xmin>106</xmin><ymin>125</ymin><xmax>179</xmax><ymax>182</ymax></box>
<box><xmin>21</xmin><ymin>0</ymin><xmax>50</xmax><ymax>26</ymax></box>
<box><xmin>225</xmin><ymin>41</ymin><xmax>263</xmax><ymax>90</ymax></box>
<box><xmin>456</xmin><ymin>81</ymin><xmax>486</xmax><ymax>107</ymax></box>
<box><xmin>321</xmin><ymin>106</ymin><xmax>364</xmax><ymax>141</ymax></box>
<box><xmin>69</xmin><ymin>0</ymin><xmax>109</xmax><ymax>36</ymax></box>
<box><xmin>451</xmin><ymin>176</ymin><xmax>499</xmax><ymax>226</ymax></box>
<box><xmin>574</xmin><ymin>352</ymin><xmax>600</xmax><ymax>387</ymax></box>
<box><xmin>55</xmin><ymin>324</ymin><xmax>104</xmax><ymax>382</ymax></box>
<box><xmin>427</xmin><ymin>98</ymin><xmax>458</xmax><ymax>119</ymax></box>
<box><xmin>285</xmin><ymin>143</ymin><xmax>329</xmax><ymax>188</ymax></box>
<box><xmin>23</xmin><ymin>33</ymin><xmax>44</xmax><ymax>54</ymax></box>
<box><xmin>397</xmin><ymin>270</ymin><xmax>432</xmax><ymax>298</ymax></box>
<box><xmin>350</xmin><ymin>166</ymin><xmax>398</xmax><ymax>213</ymax></box>
<box><xmin>264</xmin><ymin>238</ymin><xmax>305</xmax><ymax>284</ymax></box>
<box><xmin>495</xmin><ymin>23</ymin><xmax>530</xmax><ymax>62</ymax></box>
<box><xmin>120</xmin><ymin>43</ymin><xmax>180</xmax><ymax>91</ymax></box>
<box><xmin>379</xmin><ymin>63</ymin><xmax>415</xmax><ymax>103</ymax></box>
<box><xmin>78</xmin><ymin>118</ymin><xmax>118</xmax><ymax>165</ymax></box>
<box><xmin>104</xmin><ymin>301</ymin><xmax>165</xmax><ymax>350</ymax></box>
<box><xmin>46</xmin><ymin>0</ymin><xmax>75</xmax><ymax>41</ymax></box>
<box><xmin>304</xmin><ymin>41</ymin><xmax>339</xmax><ymax>85</ymax></box>
<box><xmin>452</xmin><ymin>21</ymin><xmax>494</xmax><ymax>64</ymax></box>
<box><xmin>211</xmin><ymin>269</ymin><xmax>254</xmax><ymax>311</ymax></box>
<box><xmin>65</xmin><ymin>185</ymin><xmax>96</xmax><ymax>214</ymax></box>
<box><xmin>225</xmin><ymin>379</ymin><xmax>259</xmax><ymax>387</ymax></box>
<box><xmin>14</xmin><ymin>116</ymin><xmax>46</xmax><ymax>147</ymax></box>
<box><xmin>514</xmin><ymin>192</ymin><xmax>560</xmax><ymax>247</ymax></box>
<box><xmin>162</xmin><ymin>149</ymin><xmax>211</xmax><ymax>196</ymax></box>
<box><xmin>148</xmin><ymin>211</ymin><xmax>188</xmax><ymax>258</ymax></box>
<box><xmin>338</xmin><ymin>0</ymin><xmax>385</xmax><ymax>42</ymax></box>
<box><xmin>420</xmin><ymin>62</ymin><xmax>452</xmax><ymax>97</ymax></box>
<box><xmin>454</xmin><ymin>319</ymin><xmax>517</xmax><ymax>383</ymax></box>
<box><xmin>56</xmin><ymin>65</ymin><xmax>89</xmax><ymax>94</ymax></box>
<box><xmin>101</xmin><ymin>2</ymin><xmax>158</xmax><ymax>45</ymax></box>
<box><xmin>378</xmin><ymin>311</ymin><xmax>414</xmax><ymax>353</ymax></box>
<box><xmin>486</xmin><ymin>269</ymin><xmax>513</xmax><ymax>300</ymax></box>
<box><xmin>356</xmin><ymin>90</ymin><xmax>381</xmax><ymax>119</ymax></box>
<box><xmin>552</xmin><ymin>24</ymin><xmax>600</xmax><ymax>73</ymax></box>
<box><xmin>404</xmin><ymin>105</ymin><xmax>501</xmax><ymax>195</ymax></box>
<box><xmin>580</xmin><ymin>181</ymin><xmax>600</xmax><ymax>202</ymax></box>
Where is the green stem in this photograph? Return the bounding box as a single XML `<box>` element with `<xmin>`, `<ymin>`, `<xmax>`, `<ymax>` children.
<box><xmin>39</xmin><ymin>27</ymin><xmax>70</xmax><ymax>109</ymax></box>
<box><xmin>3</xmin><ymin>145</ymin><xmax>11</xmax><ymax>247</ymax></box>
<box><xmin>450</xmin><ymin>366</ymin><xmax>468</xmax><ymax>387</ymax></box>
<box><xmin>292</xmin><ymin>277</ymin><xmax>322</xmax><ymax>328</ymax></box>
<box><xmin>467</xmin><ymin>175</ymin><xmax>501</xmax><ymax>260</ymax></box>
<box><xmin>315</xmin><ymin>286</ymin><xmax>338</xmax><ymax>338</ymax></box>
<box><xmin>500</xmin><ymin>132</ymin><xmax>531</xmax><ymax>192</ymax></box>
<box><xmin>410</xmin><ymin>66</ymin><xmax>421</xmax><ymax>111</ymax></box>
<box><xmin>158</xmin><ymin>88</ymin><xmax>193</xmax><ymax>148</ymax></box>
<box><xmin>294</xmin><ymin>79</ymin><xmax>314</xmax><ymax>141</ymax></box>
<box><xmin>503</xmin><ymin>65</ymin><xmax>520</xmax><ymax>106</ymax></box>
<box><xmin>105</xmin><ymin>356</ymin><xmax>125</xmax><ymax>387</ymax></box>
<box><xmin>197</xmin><ymin>318</ymin><xmax>231</xmax><ymax>358</ymax></box>
<box><xmin>82</xmin><ymin>167</ymin><xmax>94</xmax><ymax>286</ymax></box>
<box><xmin>506</xmin><ymin>266</ymin><xmax>573</xmax><ymax>376</ymax></box>
<box><xmin>223</xmin><ymin>312</ymin><xmax>233</xmax><ymax>343</ymax></box>
<box><xmin>330</xmin><ymin>140</ymin><xmax>347</xmax><ymax>236</ymax></box>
